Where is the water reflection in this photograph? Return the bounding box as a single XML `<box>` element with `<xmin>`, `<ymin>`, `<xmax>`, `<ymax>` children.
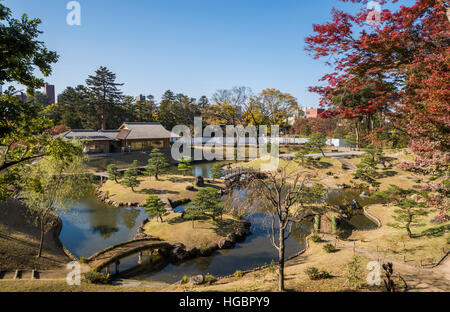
<box><xmin>59</xmin><ymin>198</ymin><xmax>148</xmax><ymax>258</ymax></box>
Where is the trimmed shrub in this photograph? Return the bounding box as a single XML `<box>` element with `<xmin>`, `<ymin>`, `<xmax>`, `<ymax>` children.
<box><xmin>233</xmin><ymin>270</ymin><xmax>244</xmax><ymax>278</ymax></box>
<box><xmin>323</xmin><ymin>243</ymin><xmax>337</xmax><ymax>253</ymax></box>
<box><xmin>204</xmin><ymin>274</ymin><xmax>217</xmax><ymax>284</ymax></box>
<box><xmin>304</xmin><ymin>267</ymin><xmax>331</xmax><ymax>280</ymax></box>
<box><xmin>82</xmin><ymin>270</ymin><xmax>110</xmax><ymax>284</ymax></box>
<box><xmin>181</xmin><ymin>275</ymin><xmax>190</xmax><ymax>284</ymax></box>
<box><xmin>311</xmin><ymin>234</ymin><xmax>322</xmax><ymax>243</ymax></box>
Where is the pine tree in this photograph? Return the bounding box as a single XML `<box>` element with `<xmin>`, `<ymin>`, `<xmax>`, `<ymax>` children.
<box><xmin>178</xmin><ymin>156</ymin><xmax>192</xmax><ymax>176</ymax></box>
<box><xmin>210</xmin><ymin>163</ymin><xmax>224</xmax><ymax>181</ymax></box>
<box><xmin>86</xmin><ymin>66</ymin><xmax>124</xmax><ymax>130</ymax></box>
<box><xmin>146</xmin><ymin>148</ymin><xmax>169</xmax><ymax>180</ymax></box>
<box><xmin>121</xmin><ymin>160</ymin><xmax>140</xmax><ymax>192</ymax></box>
<box><xmin>354</xmin><ymin>153</ymin><xmax>380</xmax><ymax>188</ymax></box>
<box><xmin>388</xmin><ymin>199</ymin><xmax>429</xmax><ymax>238</ymax></box>
<box><xmin>144</xmin><ymin>195</ymin><xmax>168</xmax><ymax>222</ymax></box>
<box><xmin>106</xmin><ymin>164</ymin><xmax>120</xmax><ymax>183</ymax></box>
<box><xmin>308</xmin><ymin>132</ymin><xmax>327</xmax><ymax>156</ymax></box>
<box><xmin>191</xmin><ymin>187</ymin><xmax>223</xmax><ymax>221</ymax></box>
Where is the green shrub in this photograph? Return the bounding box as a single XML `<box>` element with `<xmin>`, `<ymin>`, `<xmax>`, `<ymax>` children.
<box><xmin>204</xmin><ymin>274</ymin><xmax>217</xmax><ymax>284</ymax></box>
<box><xmin>326</xmin><ymin>171</ymin><xmax>333</xmax><ymax>176</ymax></box>
<box><xmin>311</xmin><ymin>234</ymin><xmax>322</xmax><ymax>243</ymax></box>
<box><xmin>304</xmin><ymin>267</ymin><xmax>331</xmax><ymax>280</ymax></box>
<box><xmin>233</xmin><ymin>270</ymin><xmax>244</xmax><ymax>278</ymax></box>
<box><xmin>82</xmin><ymin>270</ymin><xmax>111</xmax><ymax>284</ymax></box>
<box><xmin>78</xmin><ymin>256</ymin><xmax>87</xmax><ymax>264</ymax></box>
<box><xmin>323</xmin><ymin>243</ymin><xmax>337</xmax><ymax>253</ymax></box>
<box><xmin>181</xmin><ymin>275</ymin><xmax>190</xmax><ymax>284</ymax></box>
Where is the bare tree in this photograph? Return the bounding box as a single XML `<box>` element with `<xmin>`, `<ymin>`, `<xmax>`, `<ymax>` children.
<box><xmin>247</xmin><ymin>167</ymin><xmax>326</xmax><ymax>291</ymax></box>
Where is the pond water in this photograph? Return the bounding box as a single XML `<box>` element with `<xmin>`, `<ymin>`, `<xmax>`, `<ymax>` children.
<box><xmin>59</xmin><ymin>162</ymin><xmax>377</xmax><ymax>283</ymax></box>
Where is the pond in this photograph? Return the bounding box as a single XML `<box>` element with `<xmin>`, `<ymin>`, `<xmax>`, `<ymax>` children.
<box><xmin>59</xmin><ymin>162</ymin><xmax>378</xmax><ymax>283</ymax></box>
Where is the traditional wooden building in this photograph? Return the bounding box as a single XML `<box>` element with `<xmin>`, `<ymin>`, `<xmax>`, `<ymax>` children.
<box><xmin>57</xmin><ymin>122</ymin><xmax>175</xmax><ymax>154</ymax></box>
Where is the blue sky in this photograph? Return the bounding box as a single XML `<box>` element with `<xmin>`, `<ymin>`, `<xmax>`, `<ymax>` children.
<box><xmin>4</xmin><ymin>0</ymin><xmax>363</xmax><ymax>107</ymax></box>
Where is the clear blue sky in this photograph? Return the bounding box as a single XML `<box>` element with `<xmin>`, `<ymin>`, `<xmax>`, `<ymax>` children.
<box><xmin>4</xmin><ymin>0</ymin><xmax>362</xmax><ymax>107</ymax></box>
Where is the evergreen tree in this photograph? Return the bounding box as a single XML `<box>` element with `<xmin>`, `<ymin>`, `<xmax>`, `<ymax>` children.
<box><xmin>353</xmin><ymin>153</ymin><xmax>380</xmax><ymax>189</ymax></box>
<box><xmin>308</xmin><ymin>132</ymin><xmax>327</xmax><ymax>156</ymax></box>
<box><xmin>106</xmin><ymin>164</ymin><xmax>120</xmax><ymax>183</ymax></box>
<box><xmin>344</xmin><ymin>132</ymin><xmax>357</xmax><ymax>150</ymax></box>
<box><xmin>121</xmin><ymin>160</ymin><xmax>140</xmax><ymax>192</ymax></box>
<box><xmin>210</xmin><ymin>163</ymin><xmax>224</xmax><ymax>181</ymax></box>
<box><xmin>144</xmin><ymin>195</ymin><xmax>168</xmax><ymax>222</ymax></box>
<box><xmin>86</xmin><ymin>66</ymin><xmax>124</xmax><ymax>130</ymax></box>
<box><xmin>191</xmin><ymin>187</ymin><xmax>223</xmax><ymax>221</ymax></box>
<box><xmin>388</xmin><ymin>199</ymin><xmax>429</xmax><ymax>238</ymax></box>
<box><xmin>146</xmin><ymin>148</ymin><xmax>169</xmax><ymax>180</ymax></box>
<box><xmin>178</xmin><ymin>156</ymin><xmax>192</xmax><ymax>176</ymax></box>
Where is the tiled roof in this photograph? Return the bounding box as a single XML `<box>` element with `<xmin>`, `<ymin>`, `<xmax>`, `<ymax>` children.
<box><xmin>118</xmin><ymin>122</ymin><xmax>173</xmax><ymax>140</ymax></box>
<box><xmin>57</xmin><ymin>130</ymin><xmax>120</xmax><ymax>141</ymax></box>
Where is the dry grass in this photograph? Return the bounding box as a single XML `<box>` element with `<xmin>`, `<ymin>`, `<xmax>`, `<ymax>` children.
<box><xmin>167</xmin><ymin>240</ymin><xmax>381</xmax><ymax>292</ymax></box>
<box><xmin>349</xmin><ymin>204</ymin><xmax>449</xmax><ymax>266</ymax></box>
<box><xmin>0</xmin><ymin>280</ymin><xmax>164</xmax><ymax>292</ymax></box>
<box><xmin>145</xmin><ymin>213</ymin><xmax>239</xmax><ymax>248</ymax></box>
<box><xmin>101</xmin><ymin>174</ymin><xmax>224</xmax><ymax>205</ymax></box>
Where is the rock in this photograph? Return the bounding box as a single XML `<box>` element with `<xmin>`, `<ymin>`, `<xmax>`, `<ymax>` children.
<box><xmin>234</xmin><ymin>228</ymin><xmax>250</xmax><ymax>242</ymax></box>
<box><xmin>240</xmin><ymin>220</ymin><xmax>251</xmax><ymax>229</ymax></box>
<box><xmin>195</xmin><ymin>176</ymin><xmax>205</xmax><ymax>187</ymax></box>
<box><xmin>170</xmin><ymin>242</ymin><xmax>190</xmax><ymax>261</ymax></box>
<box><xmin>186</xmin><ymin>246</ymin><xmax>199</xmax><ymax>257</ymax></box>
<box><xmin>189</xmin><ymin>275</ymin><xmax>204</xmax><ymax>285</ymax></box>
<box><xmin>186</xmin><ymin>185</ymin><xmax>197</xmax><ymax>191</ymax></box>
<box><xmin>134</xmin><ymin>233</ymin><xmax>153</xmax><ymax>239</ymax></box>
<box><xmin>218</xmin><ymin>238</ymin><xmax>235</xmax><ymax>249</ymax></box>
<box><xmin>114</xmin><ymin>202</ymin><xmax>120</xmax><ymax>208</ymax></box>
<box><xmin>227</xmin><ymin>233</ymin><xmax>237</xmax><ymax>243</ymax></box>
<box><xmin>173</xmin><ymin>242</ymin><xmax>186</xmax><ymax>249</ymax></box>
<box><xmin>360</xmin><ymin>191</ymin><xmax>369</xmax><ymax>198</ymax></box>
<box><xmin>136</xmin><ymin>226</ymin><xmax>144</xmax><ymax>233</ymax></box>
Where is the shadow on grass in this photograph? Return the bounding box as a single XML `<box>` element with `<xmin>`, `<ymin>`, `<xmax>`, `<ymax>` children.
<box><xmin>140</xmin><ymin>188</ymin><xmax>179</xmax><ymax>195</ymax></box>
<box><xmin>418</xmin><ymin>224</ymin><xmax>450</xmax><ymax>238</ymax></box>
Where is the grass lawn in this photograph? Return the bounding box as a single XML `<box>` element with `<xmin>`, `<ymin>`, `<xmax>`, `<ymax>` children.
<box><xmin>349</xmin><ymin>204</ymin><xmax>449</xmax><ymax>266</ymax></box>
<box><xmin>167</xmin><ymin>239</ymin><xmax>382</xmax><ymax>292</ymax></box>
<box><xmin>0</xmin><ymin>280</ymin><xmax>165</xmax><ymax>292</ymax></box>
<box><xmin>101</xmin><ymin>174</ymin><xmax>224</xmax><ymax>205</ymax></box>
<box><xmin>145</xmin><ymin>212</ymin><xmax>240</xmax><ymax>248</ymax></box>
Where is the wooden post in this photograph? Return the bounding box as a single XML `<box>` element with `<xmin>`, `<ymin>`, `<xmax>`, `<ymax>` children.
<box><xmin>420</xmin><ymin>259</ymin><xmax>423</xmax><ymax>268</ymax></box>
<box><xmin>138</xmin><ymin>252</ymin><xmax>143</xmax><ymax>265</ymax></box>
<box><xmin>115</xmin><ymin>260</ymin><xmax>120</xmax><ymax>274</ymax></box>
<box><xmin>105</xmin><ymin>266</ymin><xmax>110</xmax><ymax>275</ymax></box>
<box><xmin>403</xmin><ymin>255</ymin><xmax>406</xmax><ymax>263</ymax></box>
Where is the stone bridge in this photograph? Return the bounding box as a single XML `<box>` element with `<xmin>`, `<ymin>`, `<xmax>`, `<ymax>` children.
<box><xmin>86</xmin><ymin>238</ymin><xmax>172</xmax><ymax>273</ymax></box>
<box><xmin>222</xmin><ymin>167</ymin><xmax>265</xmax><ymax>180</ymax></box>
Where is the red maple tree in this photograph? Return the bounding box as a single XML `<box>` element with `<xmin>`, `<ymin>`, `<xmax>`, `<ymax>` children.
<box><xmin>306</xmin><ymin>0</ymin><xmax>449</xmax><ymax>171</ymax></box>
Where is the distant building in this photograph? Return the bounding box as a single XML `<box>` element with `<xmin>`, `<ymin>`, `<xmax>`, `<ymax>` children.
<box><xmin>135</xmin><ymin>94</ymin><xmax>146</xmax><ymax>103</ymax></box>
<box><xmin>44</xmin><ymin>84</ymin><xmax>56</xmax><ymax>105</ymax></box>
<box><xmin>304</xmin><ymin>107</ymin><xmax>325</xmax><ymax>118</ymax></box>
<box><xmin>15</xmin><ymin>92</ymin><xmax>28</xmax><ymax>103</ymax></box>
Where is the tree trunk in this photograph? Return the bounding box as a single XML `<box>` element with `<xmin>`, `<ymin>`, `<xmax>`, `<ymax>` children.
<box><xmin>355</xmin><ymin>125</ymin><xmax>360</xmax><ymax>151</ymax></box>
<box><xmin>37</xmin><ymin>215</ymin><xmax>45</xmax><ymax>258</ymax></box>
<box><xmin>278</xmin><ymin>227</ymin><xmax>285</xmax><ymax>291</ymax></box>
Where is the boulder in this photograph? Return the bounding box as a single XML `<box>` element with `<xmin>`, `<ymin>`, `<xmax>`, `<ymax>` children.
<box><xmin>360</xmin><ymin>191</ymin><xmax>369</xmax><ymax>198</ymax></box>
<box><xmin>189</xmin><ymin>275</ymin><xmax>204</xmax><ymax>285</ymax></box>
<box><xmin>186</xmin><ymin>246</ymin><xmax>199</xmax><ymax>257</ymax></box>
<box><xmin>195</xmin><ymin>176</ymin><xmax>205</xmax><ymax>187</ymax></box>
<box><xmin>136</xmin><ymin>226</ymin><xmax>144</xmax><ymax>234</ymax></box>
<box><xmin>186</xmin><ymin>185</ymin><xmax>197</xmax><ymax>191</ymax></box>
<box><xmin>227</xmin><ymin>233</ymin><xmax>237</xmax><ymax>243</ymax></box>
<box><xmin>134</xmin><ymin>233</ymin><xmax>153</xmax><ymax>239</ymax></box>
<box><xmin>218</xmin><ymin>238</ymin><xmax>235</xmax><ymax>249</ymax></box>
<box><xmin>234</xmin><ymin>228</ymin><xmax>250</xmax><ymax>242</ymax></box>
<box><xmin>170</xmin><ymin>242</ymin><xmax>190</xmax><ymax>261</ymax></box>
